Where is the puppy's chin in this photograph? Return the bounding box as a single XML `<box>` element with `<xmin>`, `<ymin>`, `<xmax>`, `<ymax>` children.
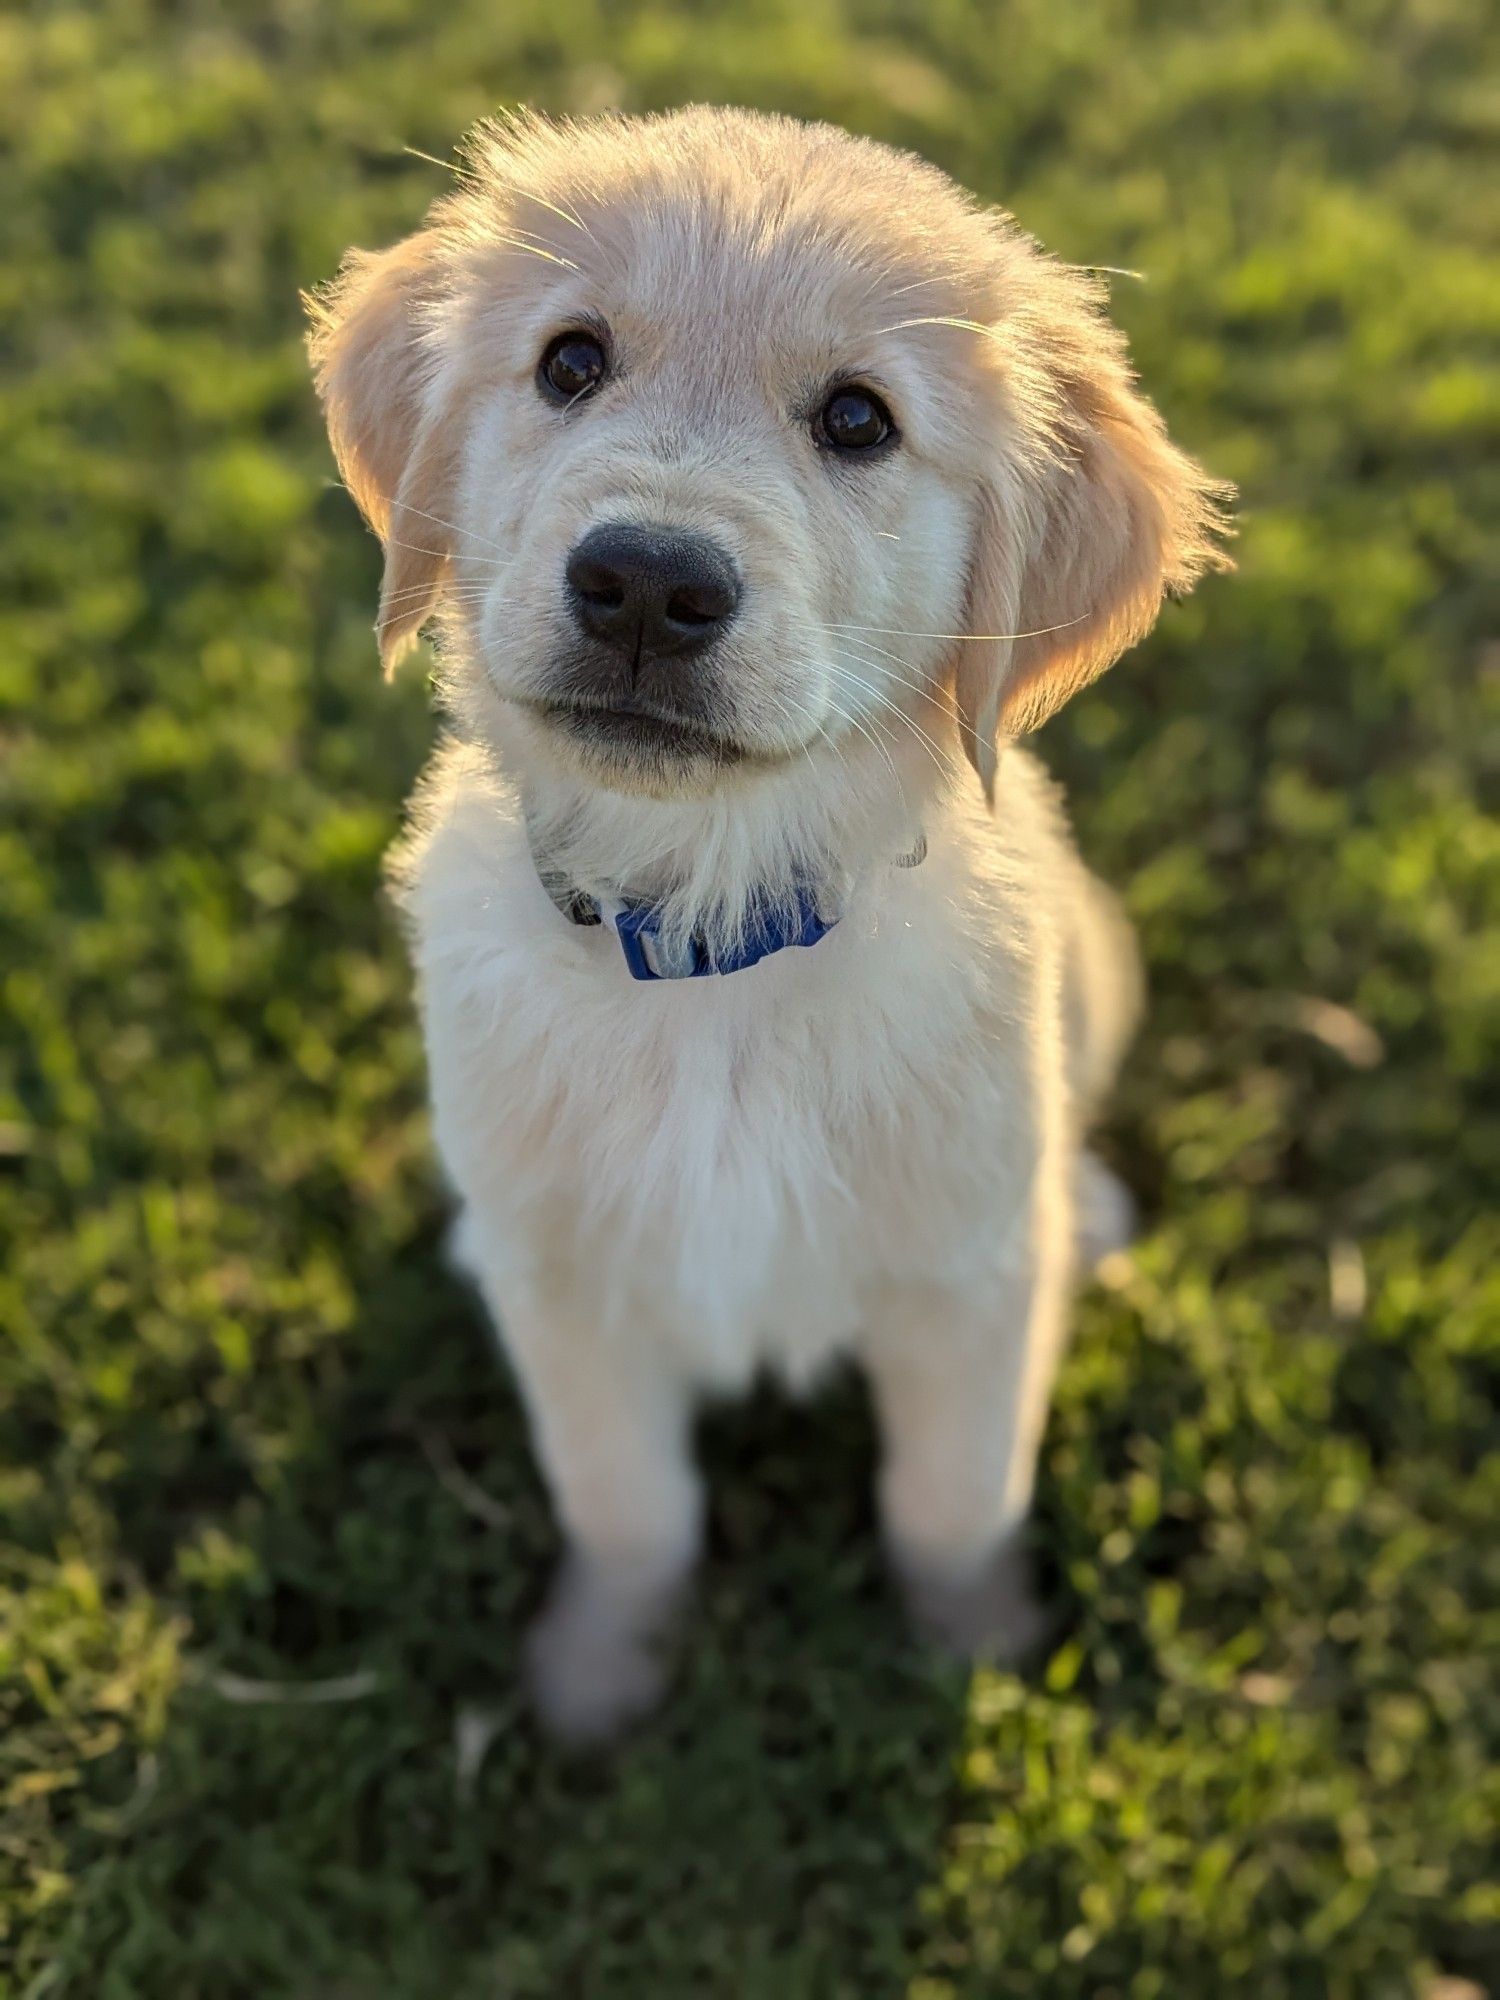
<box><xmin>517</xmin><ymin>698</ymin><xmax>754</xmax><ymax>801</ymax></box>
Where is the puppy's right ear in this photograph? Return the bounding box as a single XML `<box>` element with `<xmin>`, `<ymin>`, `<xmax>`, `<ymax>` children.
<box><xmin>305</xmin><ymin>232</ymin><xmax>456</xmax><ymax>672</ymax></box>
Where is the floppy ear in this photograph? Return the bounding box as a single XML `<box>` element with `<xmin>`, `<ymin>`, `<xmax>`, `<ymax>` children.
<box><xmin>305</xmin><ymin>232</ymin><xmax>458</xmax><ymax>672</ymax></box>
<box><xmin>954</xmin><ymin>320</ymin><xmax>1232</xmax><ymax>795</ymax></box>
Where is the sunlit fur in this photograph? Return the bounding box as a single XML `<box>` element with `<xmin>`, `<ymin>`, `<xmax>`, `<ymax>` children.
<box><xmin>308</xmin><ymin>106</ymin><xmax>1230</xmax><ymax>1740</ymax></box>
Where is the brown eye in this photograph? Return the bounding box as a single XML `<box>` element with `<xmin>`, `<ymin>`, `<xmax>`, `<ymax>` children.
<box><xmin>539</xmin><ymin>332</ymin><xmax>608</xmax><ymax>403</ymax></box>
<box><xmin>818</xmin><ymin>386</ymin><xmax>895</xmax><ymax>453</ymax></box>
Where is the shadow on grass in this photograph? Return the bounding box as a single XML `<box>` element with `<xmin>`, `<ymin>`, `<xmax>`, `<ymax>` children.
<box><xmin>52</xmin><ymin>1222</ymin><xmax>982</xmax><ymax>2000</ymax></box>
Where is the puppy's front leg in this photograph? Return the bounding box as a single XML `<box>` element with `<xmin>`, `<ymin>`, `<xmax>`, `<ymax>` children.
<box><xmin>473</xmin><ymin>1258</ymin><xmax>703</xmax><ymax>1743</ymax></box>
<box><xmin>861</xmin><ymin>1247</ymin><xmax>1070</xmax><ymax>1665</ymax></box>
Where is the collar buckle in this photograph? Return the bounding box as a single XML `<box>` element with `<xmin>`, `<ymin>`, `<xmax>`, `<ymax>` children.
<box><xmin>609</xmin><ymin>901</ymin><xmax>710</xmax><ymax>981</ymax></box>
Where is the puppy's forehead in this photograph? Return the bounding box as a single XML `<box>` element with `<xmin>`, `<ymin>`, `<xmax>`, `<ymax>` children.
<box><xmin>483</xmin><ymin>115</ymin><xmax>990</xmax><ymax>361</ymax></box>
<box><xmin>619</xmin><ymin>246</ymin><xmax>888</xmax><ymax>399</ymax></box>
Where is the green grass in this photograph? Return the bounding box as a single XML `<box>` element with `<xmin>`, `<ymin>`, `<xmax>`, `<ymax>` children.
<box><xmin>3</xmin><ymin>0</ymin><xmax>1498</xmax><ymax>1993</ymax></box>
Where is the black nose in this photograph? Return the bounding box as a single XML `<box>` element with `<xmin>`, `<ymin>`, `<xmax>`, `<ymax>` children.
<box><xmin>565</xmin><ymin>524</ymin><xmax>740</xmax><ymax>661</ymax></box>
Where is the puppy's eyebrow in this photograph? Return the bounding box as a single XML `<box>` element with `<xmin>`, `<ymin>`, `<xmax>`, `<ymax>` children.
<box><xmin>493</xmin><ymin>232</ymin><xmax>580</xmax><ymax>273</ymax></box>
<box><xmin>514</xmin><ymin>186</ymin><xmax>596</xmax><ymax>242</ymax></box>
<box><xmin>873</xmin><ymin>315</ymin><xmax>993</xmax><ymax>339</ymax></box>
<box><xmin>878</xmin><ymin>274</ymin><xmax>953</xmax><ymax>301</ymax></box>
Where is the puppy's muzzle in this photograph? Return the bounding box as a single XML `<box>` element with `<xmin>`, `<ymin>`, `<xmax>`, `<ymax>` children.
<box><xmin>565</xmin><ymin>523</ymin><xmax>740</xmax><ymax>670</ymax></box>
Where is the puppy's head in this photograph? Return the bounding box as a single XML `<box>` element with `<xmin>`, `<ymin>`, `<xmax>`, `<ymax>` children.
<box><xmin>308</xmin><ymin>108</ymin><xmax>1229</xmax><ymax>802</ymax></box>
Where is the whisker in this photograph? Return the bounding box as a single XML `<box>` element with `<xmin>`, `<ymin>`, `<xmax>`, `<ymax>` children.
<box><xmin>382</xmin><ymin>494</ymin><xmax>515</xmax><ymax>555</ymax></box>
<box><xmin>808</xmin><ymin>687</ymin><xmax>894</xmax><ymax>785</ymax></box>
<box><xmin>377</xmin><ymin>534</ymin><xmax>517</xmax><ymax>574</ymax></box>
<box><xmin>337</xmin><ymin>483</ymin><xmax>516</xmax><ymax>563</ymax></box>
<box><xmin>378</xmin><ymin>534</ymin><xmax>456</xmax><ymax>563</ymax></box>
<box><xmin>375</xmin><ymin>585</ymin><xmax>496</xmax><ymax>625</ymax></box>
<box><xmin>759</xmin><ymin>686</ymin><xmax>828</xmax><ymax>780</ymax></box>
<box><xmin>380</xmin><ymin>585</ymin><xmax>495</xmax><ymax>610</ymax></box>
<box><xmin>379</xmin><ymin>582</ymin><xmax>454</xmax><ymax>605</ymax></box>
<box><xmin>834</xmin><ymin>689</ymin><xmax>951</xmax><ymax>788</ymax></box>
<box><xmin>376</xmin><ymin>608</ymin><xmax>494</xmax><ymax>638</ymax></box>
<box><xmin>822</xmin><ymin>629</ymin><xmax>933</xmax><ymax>690</ymax></box>
<box><xmin>821</xmin><ymin>629</ymin><xmax>911</xmax><ymax>670</ymax></box>
<box><xmin>825</xmin><ymin>645</ymin><xmax>980</xmax><ymax>751</ymax></box>
<box><xmin>843</xmin><ymin>694</ymin><xmax>911</xmax><ymax>783</ymax></box>
<box><xmin>755</xmin><ymin>681</ymin><xmax>876</xmax><ymax>794</ymax></box>
<box><xmin>819</xmin><ymin>694</ymin><xmax>912</xmax><ymax>813</ymax></box>
<box><xmin>380</xmin><ymin>571</ymin><xmax>509</xmax><ymax>599</ymax></box>
<box><xmin>823</xmin><ymin>643</ymin><xmax>988</xmax><ymax>754</ymax></box>
<box><xmin>815</xmin><ymin>615</ymin><xmax>1088</xmax><ymax>644</ymax></box>
<box><xmin>826</xmin><ymin>653</ymin><xmax>955</xmax><ymax>781</ymax></box>
<box><xmin>827</xmin><ymin>645</ymin><xmax>941</xmax><ymax>735</ymax></box>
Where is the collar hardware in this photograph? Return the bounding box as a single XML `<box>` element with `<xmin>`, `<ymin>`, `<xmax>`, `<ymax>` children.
<box><xmin>593</xmin><ymin>884</ymin><xmax>838</xmax><ymax>981</ymax></box>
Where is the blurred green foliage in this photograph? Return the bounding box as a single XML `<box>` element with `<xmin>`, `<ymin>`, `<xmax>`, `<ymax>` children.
<box><xmin>2</xmin><ymin>0</ymin><xmax>1497</xmax><ymax>1994</ymax></box>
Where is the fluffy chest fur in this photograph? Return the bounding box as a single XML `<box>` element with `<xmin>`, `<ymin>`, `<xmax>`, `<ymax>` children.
<box><xmin>399</xmin><ymin>744</ymin><xmax>1060</xmax><ymax>1388</ymax></box>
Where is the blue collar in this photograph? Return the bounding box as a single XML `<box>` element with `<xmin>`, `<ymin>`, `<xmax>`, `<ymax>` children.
<box><xmin>566</xmin><ymin>883</ymin><xmax>837</xmax><ymax>981</ymax></box>
<box><xmin>538</xmin><ymin>835</ymin><xmax>925</xmax><ymax>983</ymax></box>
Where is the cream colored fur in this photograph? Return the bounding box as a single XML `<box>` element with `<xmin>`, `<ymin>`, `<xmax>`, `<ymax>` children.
<box><xmin>307</xmin><ymin>106</ymin><xmax>1230</xmax><ymax>1740</ymax></box>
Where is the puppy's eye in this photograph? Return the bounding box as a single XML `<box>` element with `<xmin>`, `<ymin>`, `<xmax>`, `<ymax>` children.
<box><xmin>817</xmin><ymin>386</ymin><xmax>895</xmax><ymax>454</ymax></box>
<box><xmin>539</xmin><ymin>332</ymin><xmax>608</xmax><ymax>404</ymax></box>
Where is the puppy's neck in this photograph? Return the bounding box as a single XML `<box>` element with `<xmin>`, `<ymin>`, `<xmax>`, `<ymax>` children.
<box><xmin>513</xmin><ymin>735</ymin><xmax>940</xmax><ymax>949</ymax></box>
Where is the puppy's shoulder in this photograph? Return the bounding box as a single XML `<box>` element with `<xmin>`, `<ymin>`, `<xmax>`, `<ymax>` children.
<box><xmin>384</xmin><ymin>734</ymin><xmax>526</xmax><ymax>936</ymax></box>
<box><xmin>992</xmin><ymin>746</ymin><xmax>1082</xmax><ymax>865</ymax></box>
<box><xmin>945</xmin><ymin>746</ymin><xmax>1086</xmax><ymax>914</ymax></box>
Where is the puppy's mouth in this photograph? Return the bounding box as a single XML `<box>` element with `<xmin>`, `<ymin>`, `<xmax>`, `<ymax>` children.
<box><xmin>526</xmin><ymin>697</ymin><xmax>749</xmax><ymax>766</ymax></box>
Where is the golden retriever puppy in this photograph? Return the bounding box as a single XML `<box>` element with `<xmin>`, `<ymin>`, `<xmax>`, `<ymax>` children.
<box><xmin>307</xmin><ymin>106</ymin><xmax>1230</xmax><ymax>1741</ymax></box>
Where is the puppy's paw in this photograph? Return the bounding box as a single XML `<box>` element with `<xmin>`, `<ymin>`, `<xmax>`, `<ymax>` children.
<box><xmin>525</xmin><ymin>1553</ymin><xmax>686</xmax><ymax>1747</ymax></box>
<box><xmin>893</xmin><ymin>1536</ymin><xmax>1051</xmax><ymax>1668</ymax></box>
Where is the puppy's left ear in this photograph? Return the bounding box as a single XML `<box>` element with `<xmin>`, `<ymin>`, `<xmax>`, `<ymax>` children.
<box><xmin>305</xmin><ymin>231</ymin><xmax>458</xmax><ymax>672</ymax></box>
<box><xmin>955</xmin><ymin>298</ymin><xmax>1233</xmax><ymax>794</ymax></box>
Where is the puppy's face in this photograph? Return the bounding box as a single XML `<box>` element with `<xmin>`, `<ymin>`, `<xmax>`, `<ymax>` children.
<box><xmin>311</xmin><ymin>111</ymin><xmax>1229</xmax><ymax>801</ymax></box>
<box><xmin>444</xmin><ymin>218</ymin><xmax>976</xmax><ymax>797</ymax></box>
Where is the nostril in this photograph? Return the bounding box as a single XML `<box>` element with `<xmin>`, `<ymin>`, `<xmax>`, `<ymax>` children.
<box><xmin>579</xmin><ymin>581</ymin><xmax>625</xmax><ymax>611</ymax></box>
<box><xmin>665</xmin><ymin>588</ymin><xmax>726</xmax><ymax>629</ymax></box>
<box><xmin>568</xmin><ymin>551</ymin><xmax>620</xmax><ymax>593</ymax></box>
